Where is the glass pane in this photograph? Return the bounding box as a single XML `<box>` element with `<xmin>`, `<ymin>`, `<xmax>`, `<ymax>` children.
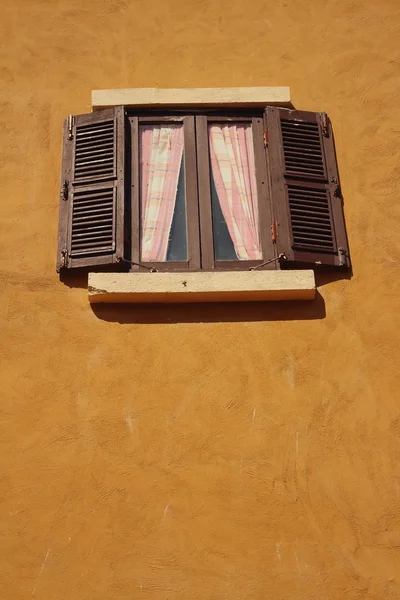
<box><xmin>210</xmin><ymin>174</ymin><xmax>237</xmax><ymax>260</ymax></box>
<box><xmin>208</xmin><ymin>123</ymin><xmax>262</xmax><ymax>261</ymax></box>
<box><xmin>140</xmin><ymin>124</ymin><xmax>187</xmax><ymax>262</ymax></box>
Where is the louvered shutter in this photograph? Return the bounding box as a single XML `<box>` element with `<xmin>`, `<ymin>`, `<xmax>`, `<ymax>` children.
<box><xmin>56</xmin><ymin>107</ymin><xmax>126</xmax><ymax>271</ymax></box>
<box><xmin>265</xmin><ymin>107</ymin><xmax>350</xmax><ymax>268</ymax></box>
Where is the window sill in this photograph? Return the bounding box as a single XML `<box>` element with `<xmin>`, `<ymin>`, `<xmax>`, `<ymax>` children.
<box><xmin>88</xmin><ymin>270</ymin><xmax>315</xmax><ymax>304</ymax></box>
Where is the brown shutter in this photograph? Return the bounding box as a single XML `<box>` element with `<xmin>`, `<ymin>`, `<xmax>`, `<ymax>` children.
<box><xmin>56</xmin><ymin>107</ymin><xmax>126</xmax><ymax>271</ymax></box>
<box><xmin>265</xmin><ymin>107</ymin><xmax>350</xmax><ymax>268</ymax></box>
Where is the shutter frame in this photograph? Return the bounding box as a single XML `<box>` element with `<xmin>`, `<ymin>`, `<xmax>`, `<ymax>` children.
<box><xmin>56</xmin><ymin>107</ymin><xmax>126</xmax><ymax>271</ymax></box>
<box><xmin>266</xmin><ymin>107</ymin><xmax>350</xmax><ymax>269</ymax></box>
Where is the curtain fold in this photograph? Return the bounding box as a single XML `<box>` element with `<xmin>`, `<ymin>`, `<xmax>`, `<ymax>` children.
<box><xmin>209</xmin><ymin>124</ymin><xmax>262</xmax><ymax>260</ymax></box>
<box><xmin>140</xmin><ymin>125</ymin><xmax>184</xmax><ymax>262</ymax></box>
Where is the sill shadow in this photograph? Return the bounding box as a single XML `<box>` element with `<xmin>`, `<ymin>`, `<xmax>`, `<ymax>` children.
<box><xmin>59</xmin><ymin>271</ymin><xmax>88</xmax><ymax>289</ymax></box>
<box><xmin>90</xmin><ymin>291</ymin><xmax>325</xmax><ymax>324</ymax></box>
<box><xmin>314</xmin><ymin>267</ymin><xmax>353</xmax><ymax>288</ymax></box>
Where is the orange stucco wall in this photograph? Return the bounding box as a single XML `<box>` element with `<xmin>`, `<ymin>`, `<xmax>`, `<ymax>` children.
<box><xmin>1</xmin><ymin>1</ymin><xmax>400</xmax><ymax>598</ymax></box>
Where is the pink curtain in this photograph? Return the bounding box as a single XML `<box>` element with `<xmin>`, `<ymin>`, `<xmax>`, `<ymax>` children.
<box><xmin>140</xmin><ymin>125</ymin><xmax>184</xmax><ymax>262</ymax></box>
<box><xmin>209</xmin><ymin>124</ymin><xmax>262</xmax><ymax>260</ymax></box>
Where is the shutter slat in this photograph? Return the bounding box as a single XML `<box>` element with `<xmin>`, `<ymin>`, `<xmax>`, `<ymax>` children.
<box><xmin>76</xmin><ymin>125</ymin><xmax>114</xmax><ymax>136</ymax></box>
<box><xmin>72</xmin><ymin>191</ymin><xmax>114</xmax><ymax>202</ymax></box>
<box><xmin>73</xmin><ymin>212</ymin><xmax>114</xmax><ymax>222</ymax></box>
<box><xmin>281</xmin><ymin>117</ymin><xmax>326</xmax><ymax>180</ymax></box>
<box><xmin>291</xmin><ymin>210</ymin><xmax>331</xmax><ymax>220</ymax></box>
<box><xmin>72</xmin><ymin>224</ymin><xmax>113</xmax><ymax>233</ymax></box>
<box><xmin>288</xmin><ymin>185</ymin><xmax>335</xmax><ymax>251</ymax></box>
<box><xmin>75</xmin><ymin>158</ymin><xmax>114</xmax><ymax>167</ymax></box>
<box><xmin>72</xmin><ymin>212</ymin><xmax>114</xmax><ymax>222</ymax></box>
<box><xmin>74</xmin><ymin>147</ymin><xmax>115</xmax><ymax>158</ymax></box>
<box><xmin>70</xmin><ymin>185</ymin><xmax>115</xmax><ymax>257</ymax></box>
<box><xmin>73</xmin><ymin>118</ymin><xmax>116</xmax><ymax>181</ymax></box>
<box><xmin>75</xmin><ymin>140</ymin><xmax>114</xmax><ymax>149</ymax></box>
<box><xmin>76</xmin><ymin>133</ymin><xmax>114</xmax><ymax>143</ymax></box>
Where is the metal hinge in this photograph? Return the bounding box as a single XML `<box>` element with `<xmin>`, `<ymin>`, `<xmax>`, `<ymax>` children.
<box><xmin>67</xmin><ymin>115</ymin><xmax>74</xmax><ymax>140</ymax></box>
<box><xmin>320</xmin><ymin>112</ymin><xmax>328</xmax><ymax>137</ymax></box>
<box><xmin>60</xmin><ymin>249</ymin><xmax>68</xmax><ymax>268</ymax></box>
<box><xmin>338</xmin><ymin>247</ymin><xmax>348</xmax><ymax>267</ymax></box>
<box><xmin>62</xmin><ymin>180</ymin><xmax>69</xmax><ymax>201</ymax></box>
<box><xmin>263</xmin><ymin>128</ymin><xmax>269</xmax><ymax>148</ymax></box>
<box><xmin>271</xmin><ymin>221</ymin><xmax>278</xmax><ymax>242</ymax></box>
<box><xmin>331</xmin><ymin>177</ymin><xmax>341</xmax><ymax>197</ymax></box>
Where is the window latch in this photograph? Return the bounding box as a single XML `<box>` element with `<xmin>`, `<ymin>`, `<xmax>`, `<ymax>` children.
<box><xmin>62</xmin><ymin>180</ymin><xmax>69</xmax><ymax>201</ymax></box>
<box><xmin>249</xmin><ymin>254</ymin><xmax>287</xmax><ymax>271</ymax></box>
<box><xmin>67</xmin><ymin>115</ymin><xmax>74</xmax><ymax>140</ymax></box>
<box><xmin>116</xmin><ymin>256</ymin><xmax>158</xmax><ymax>272</ymax></box>
<box><xmin>271</xmin><ymin>221</ymin><xmax>278</xmax><ymax>242</ymax></box>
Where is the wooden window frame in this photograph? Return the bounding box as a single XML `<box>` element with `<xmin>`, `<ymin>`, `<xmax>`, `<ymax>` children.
<box><xmin>129</xmin><ymin>115</ymin><xmax>201</xmax><ymax>272</ymax></box>
<box><xmin>196</xmin><ymin>114</ymin><xmax>275</xmax><ymax>271</ymax></box>
<box><xmin>127</xmin><ymin>110</ymin><xmax>276</xmax><ymax>273</ymax></box>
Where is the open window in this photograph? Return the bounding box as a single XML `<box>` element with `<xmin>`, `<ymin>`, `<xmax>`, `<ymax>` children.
<box><xmin>57</xmin><ymin>106</ymin><xmax>350</xmax><ymax>273</ymax></box>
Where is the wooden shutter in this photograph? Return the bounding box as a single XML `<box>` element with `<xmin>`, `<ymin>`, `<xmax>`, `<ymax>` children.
<box><xmin>265</xmin><ymin>107</ymin><xmax>350</xmax><ymax>268</ymax></box>
<box><xmin>56</xmin><ymin>107</ymin><xmax>126</xmax><ymax>271</ymax></box>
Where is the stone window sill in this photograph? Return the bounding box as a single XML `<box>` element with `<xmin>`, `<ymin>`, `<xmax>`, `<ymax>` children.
<box><xmin>91</xmin><ymin>86</ymin><xmax>291</xmax><ymax>110</ymax></box>
<box><xmin>88</xmin><ymin>270</ymin><xmax>315</xmax><ymax>304</ymax></box>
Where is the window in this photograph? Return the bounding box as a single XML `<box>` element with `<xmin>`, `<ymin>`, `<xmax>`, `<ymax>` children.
<box><xmin>57</xmin><ymin>106</ymin><xmax>350</xmax><ymax>272</ymax></box>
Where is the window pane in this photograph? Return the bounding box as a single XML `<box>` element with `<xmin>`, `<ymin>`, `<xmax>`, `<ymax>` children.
<box><xmin>140</xmin><ymin>124</ymin><xmax>187</xmax><ymax>262</ymax></box>
<box><xmin>210</xmin><ymin>174</ymin><xmax>237</xmax><ymax>260</ymax></box>
<box><xmin>209</xmin><ymin>123</ymin><xmax>262</xmax><ymax>261</ymax></box>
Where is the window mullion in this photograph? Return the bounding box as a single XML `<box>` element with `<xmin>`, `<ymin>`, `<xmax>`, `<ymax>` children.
<box><xmin>183</xmin><ymin>116</ymin><xmax>202</xmax><ymax>270</ymax></box>
<box><xmin>195</xmin><ymin>115</ymin><xmax>215</xmax><ymax>270</ymax></box>
<box><xmin>129</xmin><ymin>116</ymin><xmax>140</xmax><ymax>271</ymax></box>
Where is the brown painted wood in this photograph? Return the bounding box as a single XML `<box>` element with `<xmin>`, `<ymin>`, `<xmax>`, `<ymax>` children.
<box><xmin>265</xmin><ymin>107</ymin><xmax>294</xmax><ymax>262</ymax></box>
<box><xmin>184</xmin><ymin>116</ymin><xmax>201</xmax><ymax>270</ymax></box>
<box><xmin>59</xmin><ymin>106</ymin><xmax>349</xmax><ymax>274</ymax></box>
<box><xmin>129</xmin><ymin>116</ymin><xmax>140</xmax><ymax>271</ymax></box>
<box><xmin>71</xmin><ymin>108</ymin><xmax>117</xmax><ymax>184</ymax></box>
<box><xmin>56</xmin><ymin>117</ymin><xmax>73</xmax><ymax>272</ymax></box>
<box><xmin>115</xmin><ymin>106</ymin><xmax>125</xmax><ymax>262</ymax></box>
<box><xmin>138</xmin><ymin>116</ymin><xmax>185</xmax><ymax>123</ymax></box>
<box><xmin>125</xmin><ymin>108</ymin><xmax>264</xmax><ymax>118</ymax></box>
<box><xmin>263</xmin><ymin>111</ymin><xmax>278</xmax><ymax>269</ymax></box>
<box><xmin>57</xmin><ymin>107</ymin><xmax>126</xmax><ymax>270</ymax></box>
<box><xmin>266</xmin><ymin>107</ymin><xmax>350</xmax><ymax>269</ymax></box>
<box><xmin>206</xmin><ymin>116</ymin><xmax>253</xmax><ymax>123</ymax></box>
<box><xmin>130</xmin><ymin>116</ymin><xmax>201</xmax><ymax>272</ymax></box>
<box><xmin>195</xmin><ymin>115</ymin><xmax>215</xmax><ymax>270</ymax></box>
<box><xmin>66</xmin><ymin>255</ymin><xmax>116</xmax><ymax>269</ymax></box>
<box><xmin>252</xmin><ymin>116</ymin><xmax>277</xmax><ymax>269</ymax></box>
<box><xmin>323</xmin><ymin>114</ymin><xmax>351</xmax><ymax>267</ymax></box>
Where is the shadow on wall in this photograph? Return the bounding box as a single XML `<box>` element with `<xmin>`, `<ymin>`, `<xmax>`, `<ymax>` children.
<box><xmin>89</xmin><ymin>292</ymin><xmax>326</xmax><ymax>324</ymax></box>
<box><xmin>60</xmin><ymin>269</ymin><xmax>351</xmax><ymax>324</ymax></box>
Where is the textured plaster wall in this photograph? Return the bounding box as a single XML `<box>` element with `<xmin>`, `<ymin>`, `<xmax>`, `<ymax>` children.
<box><xmin>1</xmin><ymin>0</ymin><xmax>400</xmax><ymax>599</ymax></box>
